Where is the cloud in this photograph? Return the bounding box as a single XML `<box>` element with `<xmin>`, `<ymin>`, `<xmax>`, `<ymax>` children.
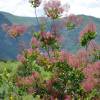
<box><xmin>0</xmin><ymin>0</ymin><xmax>44</xmax><ymax>17</ymax></box>
<box><xmin>67</xmin><ymin>0</ymin><xmax>100</xmax><ymax>18</ymax></box>
<box><xmin>0</xmin><ymin>0</ymin><xmax>100</xmax><ymax>18</ymax></box>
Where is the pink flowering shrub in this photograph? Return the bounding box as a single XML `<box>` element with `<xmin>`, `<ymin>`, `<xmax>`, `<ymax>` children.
<box><xmin>82</xmin><ymin>61</ymin><xmax>100</xmax><ymax>92</ymax></box>
<box><xmin>29</xmin><ymin>0</ymin><xmax>41</xmax><ymax>7</ymax></box>
<box><xmin>2</xmin><ymin>24</ymin><xmax>27</xmax><ymax>38</ymax></box>
<box><xmin>80</xmin><ymin>22</ymin><xmax>96</xmax><ymax>46</ymax></box>
<box><xmin>44</xmin><ymin>0</ymin><xmax>69</xmax><ymax>19</ymax></box>
<box><xmin>0</xmin><ymin>0</ymin><xmax>100</xmax><ymax>100</ymax></box>
<box><xmin>66</xmin><ymin>14</ymin><xmax>83</xmax><ymax>30</ymax></box>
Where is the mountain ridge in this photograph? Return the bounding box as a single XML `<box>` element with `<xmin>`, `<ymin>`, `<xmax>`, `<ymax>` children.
<box><xmin>0</xmin><ymin>11</ymin><xmax>100</xmax><ymax>60</ymax></box>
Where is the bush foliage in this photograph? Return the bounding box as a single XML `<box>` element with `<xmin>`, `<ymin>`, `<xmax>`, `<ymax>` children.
<box><xmin>0</xmin><ymin>0</ymin><xmax>100</xmax><ymax>100</ymax></box>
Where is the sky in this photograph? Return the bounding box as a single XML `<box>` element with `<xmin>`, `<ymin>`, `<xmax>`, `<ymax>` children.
<box><xmin>0</xmin><ymin>0</ymin><xmax>100</xmax><ymax>18</ymax></box>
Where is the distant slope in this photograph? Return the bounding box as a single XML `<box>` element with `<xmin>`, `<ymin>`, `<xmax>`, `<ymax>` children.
<box><xmin>0</xmin><ymin>13</ymin><xmax>17</xmax><ymax>60</ymax></box>
<box><xmin>0</xmin><ymin>11</ymin><xmax>36</xmax><ymax>26</ymax></box>
<box><xmin>0</xmin><ymin>12</ymin><xmax>100</xmax><ymax>60</ymax></box>
<box><xmin>0</xmin><ymin>12</ymin><xmax>32</xmax><ymax>60</ymax></box>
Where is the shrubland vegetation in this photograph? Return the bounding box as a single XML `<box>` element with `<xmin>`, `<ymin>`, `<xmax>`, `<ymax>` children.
<box><xmin>0</xmin><ymin>0</ymin><xmax>100</xmax><ymax>99</ymax></box>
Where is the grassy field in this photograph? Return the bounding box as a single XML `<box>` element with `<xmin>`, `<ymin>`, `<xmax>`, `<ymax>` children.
<box><xmin>0</xmin><ymin>61</ymin><xmax>19</xmax><ymax>73</ymax></box>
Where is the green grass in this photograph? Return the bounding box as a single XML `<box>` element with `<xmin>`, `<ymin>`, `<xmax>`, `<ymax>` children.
<box><xmin>0</xmin><ymin>61</ymin><xmax>19</xmax><ymax>73</ymax></box>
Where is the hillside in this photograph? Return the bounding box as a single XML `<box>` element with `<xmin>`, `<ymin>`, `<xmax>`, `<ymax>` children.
<box><xmin>0</xmin><ymin>12</ymin><xmax>100</xmax><ymax>60</ymax></box>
